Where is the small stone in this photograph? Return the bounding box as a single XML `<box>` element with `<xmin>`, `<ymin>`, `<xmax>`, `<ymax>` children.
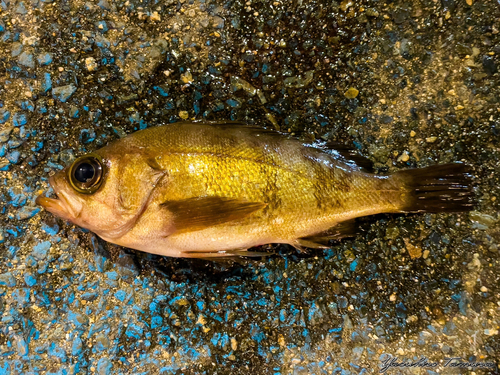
<box><xmin>426</xmin><ymin>136</ymin><xmax>437</xmax><ymax>143</ymax></box>
<box><xmin>179</xmin><ymin>111</ymin><xmax>189</xmax><ymax>120</ymax></box>
<box><xmin>150</xmin><ymin>11</ymin><xmax>161</xmax><ymax>22</ymax></box>
<box><xmin>380</xmin><ymin>115</ymin><xmax>393</xmax><ymax>124</ymax></box>
<box><xmin>42</xmin><ymin>73</ymin><xmax>52</xmax><ymax>93</ymax></box>
<box><xmin>466</xmin><ymin>0</ymin><xmax>472</xmax><ymax>5</ymax></box>
<box><xmin>69</xmin><ymin>106</ymin><xmax>79</xmax><ymax>118</ymax></box>
<box><xmin>0</xmin><ymin>272</ymin><xmax>16</xmax><ymax>287</ymax></box>
<box><xmin>226</xmin><ymin>98</ymin><xmax>241</xmax><ymax>108</ymax></box>
<box><xmin>0</xmin><ymin>126</ymin><xmax>13</xmax><ymax>143</ymax></box>
<box><xmin>0</xmin><ymin>110</ymin><xmax>10</xmax><ymax>124</ymax></box>
<box><xmin>389</xmin><ymin>293</ymin><xmax>397</xmax><ymax>302</ymax></box>
<box><xmin>410</xmin><ymin>130</ymin><xmax>416</xmax><ymax>137</ymax></box>
<box><xmin>392</xmin><ymin>9</ymin><xmax>410</xmax><ymax>24</ymax></box>
<box><xmin>397</xmin><ymin>151</ymin><xmax>410</xmax><ymax>162</ymax></box>
<box><xmin>18</xmin><ymin>51</ymin><xmax>35</xmax><ymax>68</ymax></box>
<box><xmin>212</xmin><ymin>16</ymin><xmax>224</xmax><ymax>29</ymax></box>
<box><xmin>12</xmin><ymin>112</ymin><xmax>27</xmax><ymax>127</ymax></box>
<box><xmin>455</xmin><ymin>105</ymin><xmax>464</xmax><ymax>110</ymax></box>
<box><xmin>404</xmin><ymin>238</ymin><xmax>422</xmax><ymax>259</ymax></box>
<box><xmin>15</xmin><ymin>1</ymin><xmax>27</xmax><ymax>14</ymax></box>
<box><xmin>85</xmin><ymin>57</ymin><xmax>98</xmax><ymax>72</ymax></box>
<box><xmin>96</xmin><ymin>21</ymin><xmax>108</xmax><ymax>33</ymax></box>
<box><xmin>15</xmin><ymin>336</ymin><xmax>28</xmax><ymax>356</ymax></box>
<box><xmin>344</xmin><ymin>87</ymin><xmax>359</xmax><ymax>99</ymax></box>
<box><xmin>469</xmin><ymin>211</ymin><xmax>496</xmax><ymax>229</ymax></box>
<box><xmin>6</xmin><ymin>150</ymin><xmax>20</xmax><ymax>164</ymax></box>
<box><xmin>365</xmin><ymin>8</ymin><xmax>379</xmax><ymax>17</ymax></box>
<box><xmin>37</xmin><ymin>52</ymin><xmax>53</xmax><ymax>66</ymax></box>
<box><xmin>181</xmin><ymin>71</ymin><xmax>193</xmax><ymax>84</ymax></box>
<box><xmin>16</xmin><ymin>206</ymin><xmax>40</xmax><ymax>220</ymax></box>
<box><xmin>231</xmin><ymin>76</ymin><xmax>257</xmax><ymax>96</ymax></box>
<box><xmin>339</xmin><ymin>0</ymin><xmax>353</xmax><ymax>12</ymax></box>
<box><xmin>482</xmin><ymin>56</ymin><xmax>497</xmax><ymax>75</ymax></box>
<box><xmin>0</xmin><ymin>158</ymin><xmax>9</xmax><ymax>170</ymax></box>
<box><xmin>24</xmin><ymin>273</ymin><xmax>37</xmax><ymax>287</ymax></box>
<box><xmin>465</xmin><ymin>58</ymin><xmax>477</xmax><ymax>67</ymax></box>
<box><xmin>484</xmin><ymin>328</ymin><xmax>498</xmax><ymax>336</ymax></box>
<box><xmin>422</xmin><ymin>250</ymin><xmax>430</xmax><ymax>259</ymax></box>
<box><xmin>443</xmin><ymin>321</ymin><xmax>457</xmax><ymax>335</ymax></box>
<box><xmin>52</xmin><ymin>84</ymin><xmax>77</xmax><ymax>102</ymax></box>
<box><xmin>33</xmin><ymin>241</ymin><xmax>51</xmax><ymax>260</ymax></box>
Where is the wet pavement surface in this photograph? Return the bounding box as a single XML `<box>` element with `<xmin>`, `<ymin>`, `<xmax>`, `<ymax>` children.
<box><xmin>0</xmin><ymin>0</ymin><xmax>499</xmax><ymax>373</ymax></box>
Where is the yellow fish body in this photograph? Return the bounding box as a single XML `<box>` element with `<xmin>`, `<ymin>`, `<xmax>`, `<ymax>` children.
<box><xmin>36</xmin><ymin>122</ymin><xmax>474</xmax><ymax>259</ymax></box>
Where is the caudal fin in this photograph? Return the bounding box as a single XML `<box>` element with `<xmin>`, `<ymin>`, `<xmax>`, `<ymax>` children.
<box><xmin>395</xmin><ymin>163</ymin><xmax>475</xmax><ymax>213</ymax></box>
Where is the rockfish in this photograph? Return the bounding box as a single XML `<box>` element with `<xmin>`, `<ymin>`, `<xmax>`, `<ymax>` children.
<box><xmin>36</xmin><ymin>122</ymin><xmax>474</xmax><ymax>259</ymax></box>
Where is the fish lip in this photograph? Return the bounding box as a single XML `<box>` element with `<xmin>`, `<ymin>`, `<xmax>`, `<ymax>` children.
<box><xmin>36</xmin><ymin>175</ymin><xmax>81</xmax><ymax>219</ymax></box>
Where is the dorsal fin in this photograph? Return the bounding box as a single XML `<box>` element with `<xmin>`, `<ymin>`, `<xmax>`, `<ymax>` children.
<box><xmin>320</xmin><ymin>141</ymin><xmax>374</xmax><ymax>172</ymax></box>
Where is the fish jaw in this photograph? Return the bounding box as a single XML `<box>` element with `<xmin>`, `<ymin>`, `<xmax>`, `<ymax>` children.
<box><xmin>36</xmin><ymin>175</ymin><xmax>83</xmax><ymax>223</ymax></box>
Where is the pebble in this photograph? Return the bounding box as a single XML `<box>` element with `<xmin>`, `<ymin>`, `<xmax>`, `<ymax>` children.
<box><xmin>37</xmin><ymin>52</ymin><xmax>53</xmax><ymax>66</ymax></box>
<box><xmin>52</xmin><ymin>84</ymin><xmax>77</xmax><ymax>102</ymax></box>
<box><xmin>96</xmin><ymin>21</ymin><xmax>109</xmax><ymax>33</ymax></box>
<box><xmin>24</xmin><ymin>273</ymin><xmax>37</xmax><ymax>287</ymax></box>
<box><xmin>42</xmin><ymin>73</ymin><xmax>52</xmax><ymax>93</ymax></box>
<box><xmin>0</xmin><ymin>110</ymin><xmax>10</xmax><ymax>124</ymax></box>
<box><xmin>469</xmin><ymin>211</ymin><xmax>496</xmax><ymax>229</ymax></box>
<box><xmin>85</xmin><ymin>57</ymin><xmax>98</xmax><ymax>72</ymax></box>
<box><xmin>181</xmin><ymin>71</ymin><xmax>193</xmax><ymax>84</ymax></box>
<box><xmin>18</xmin><ymin>51</ymin><xmax>35</xmax><ymax>68</ymax></box>
<box><xmin>344</xmin><ymin>87</ymin><xmax>359</xmax><ymax>99</ymax></box>
<box><xmin>15</xmin><ymin>336</ymin><xmax>28</xmax><ymax>356</ymax></box>
<box><xmin>16</xmin><ymin>206</ymin><xmax>40</xmax><ymax>220</ymax></box>
<box><xmin>12</xmin><ymin>112</ymin><xmax>27</xmax><ymax>127</ymax></box>
<box><xmin>0</xmin><ymin>272</ymin><xmax>16</xmax><ymax>287</ymax></box>
<box><xmin>6</xmin><ymin>150</ymin><xmax>20</xmax><ymax>164</ymax></box>
<box><xmin>397</xmin><ymin>151</ymin><xmax>410</xmax><ymax>162</ymax></box>
<box><xmin>482</xmin><ymin>56</ymin><xmax>497</xmax><ymax>75</ymax></box>
<box><xmin>283</xmin><ymin>70</ymin><xmax>314</xmax><ymax>88</ymax></box>
<box><xmin>0</xmin><ymin>126</ymin><xmax>13</xmax><ymax>142</ymax></box>
<box><xmin>484</xmin><ymin>328</ymin><xmax>498</xmax><ymax>336</ymax></box>
<box><xmin>33</xmin><ymin>241</ymin><xmax>51</xmax><ymax>260</ymax></box>
<box><xmin>97</xmin><ymin>357</ymin><xmax>113</xmax><ymax>375</ymax></box>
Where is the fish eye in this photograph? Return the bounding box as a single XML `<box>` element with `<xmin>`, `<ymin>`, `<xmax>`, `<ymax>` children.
<box><xmin>68</xmin><ymin>154</ymin><xmax>104</xmax><ymax>194</ymax></box>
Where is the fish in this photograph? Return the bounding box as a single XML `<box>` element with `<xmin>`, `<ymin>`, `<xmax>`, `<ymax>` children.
<box><xmin>36</xmin><ymin>122</ymin><xmax>475</xmax><ymax>259</ymax></box>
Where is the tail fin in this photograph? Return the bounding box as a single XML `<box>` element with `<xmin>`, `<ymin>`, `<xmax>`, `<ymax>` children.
<box><xmin>395</xmin><ymin>163</ymin><xmax>475</xmax><ymax>213</ymax></box>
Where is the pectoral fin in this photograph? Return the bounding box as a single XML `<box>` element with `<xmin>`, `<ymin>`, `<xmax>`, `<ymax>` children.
<box><xmin>161</xmin><ymin>197</ymin><xmax>267</xmax><ymax>234</ymax></box>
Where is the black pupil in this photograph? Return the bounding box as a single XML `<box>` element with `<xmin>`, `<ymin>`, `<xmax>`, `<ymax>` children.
<box><xmin>74</xmin><ymin>162</ymin><xmax>95</xmax><ymax>183</ymax></box>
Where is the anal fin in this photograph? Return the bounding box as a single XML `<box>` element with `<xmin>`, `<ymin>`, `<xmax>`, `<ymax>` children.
<box><xmin>295</xmin><ymin>219</ymin><xmax>357</xmax><ymax>249</ymax></box>
<box><xmin>182</xmin><ymin>248</ymin><xmax>274</xmax><ymax>260</ymax></box>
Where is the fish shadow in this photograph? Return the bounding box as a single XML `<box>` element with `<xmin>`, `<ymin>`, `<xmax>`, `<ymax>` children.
<box><xmin>90</xmin><ymin>233</ymin><xmax>329</xmax><ymax>285</ymax></box>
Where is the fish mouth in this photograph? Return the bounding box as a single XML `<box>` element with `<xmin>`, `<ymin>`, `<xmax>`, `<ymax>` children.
<box><xmin>36</xmin><ymin>175</ymin><xmax>81</xmax><ymax>220</ymax></box>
